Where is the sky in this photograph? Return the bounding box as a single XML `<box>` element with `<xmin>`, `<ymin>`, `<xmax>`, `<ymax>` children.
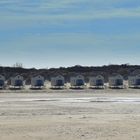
<box><xmin>0</xmin><ymin>0</ymin><xmax>140</xmax><ymax>68</ymax></box>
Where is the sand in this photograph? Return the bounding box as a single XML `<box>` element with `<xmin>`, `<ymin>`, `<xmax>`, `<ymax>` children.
<box><xmin>0</xmin><ymin>89</ymin><xmax>140</xmax><ymax>140</ymax></box>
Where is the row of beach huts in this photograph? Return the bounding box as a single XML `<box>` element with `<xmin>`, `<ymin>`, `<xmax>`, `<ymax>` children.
<box><xmin>0</xmin><ymin>74</ymin><xmax>140</xmax><ymax>90</ymax></box>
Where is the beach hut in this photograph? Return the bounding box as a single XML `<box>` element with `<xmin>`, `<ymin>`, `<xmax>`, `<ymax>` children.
<box><xmin>89</xmin><ymin>75</ymin><xmax>104</xmax><ymax>89</ymax></box>
<box><xmin>109</xmin><ymin>74</ymin><xmax>124</xmax><ymax>89</ymax></box>
<box><xmin>128</xmin><ymin>74</ymin><xmax>140</xmax><ymax>88</ymax></box>
<box><xmin>10</xmin><ymin>75</ymin><xmax>24</xmax><ymax>89</ymax></box>
<box><xmin>31</xmin><ymin>75</ymin><xmax>44</xmax><ymax>89</ymax></box>
<box><xmin>70</xmin><ymin>75</ymin><xmax>85</xmax><ymax>89</ymax></box>
<box><xmin>0</xmin><ymin>75</ymin><xmax>5</xmax><ymax>89</ymax></box>
<box><xmin>51</xmin><ymin>75</ymin><xmax>65</xmax><ymax>89</ymax></box>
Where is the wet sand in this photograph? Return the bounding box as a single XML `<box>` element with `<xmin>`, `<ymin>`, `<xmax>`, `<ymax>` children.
<box><xmin>0</xmin><ymin>89</ymin><xmax>140</xmax><ymax>140</ymax></box>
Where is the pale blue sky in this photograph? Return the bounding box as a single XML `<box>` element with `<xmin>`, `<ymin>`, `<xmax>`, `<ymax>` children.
<box><xmin>0</xmin><ymin>0</ymin><xmax>140</xmax><ymax>68</ymax></box>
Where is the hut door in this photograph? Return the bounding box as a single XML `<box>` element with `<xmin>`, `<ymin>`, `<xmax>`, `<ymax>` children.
<box><xmin>56</xmin><ymin>80</ymin><xmax>64</xmax><ymax>86</ymax></box>
<box><xmin>0</xmin><ymin>80</ymin><xmax>4</xmax><ymax>86</ymax></box>
<box><xmin>15</xmin><ymin>80</ymin><xmax>23</xmax><ymax>86</ymax></box>
<box><xmin>96</xmin><ymin>79</ymin><xmax>103</xmax><ymax>86</ymax></box>
<box><xmin>36</xmin><ymin>80</ymin><xmax>43</xmax><ymax>86</ymax></box>
<box><xmin>136</xmin><ymin>79</ymin><xmax>140</xmax><ymax>85</ymax></box>
<box><xmin>76</xmin><ymin>79</ymin><xmax>84</xmax><ymax>86</ymax></box>
<box><xmin>116</xmin><ymin>79</ymin><xmax>123</xmax><ymax>86</ymax></box>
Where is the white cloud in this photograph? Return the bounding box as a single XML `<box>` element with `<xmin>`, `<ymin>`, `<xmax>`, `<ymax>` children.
<box><xmin>1</xmin><ymin>6</ymin><xmax>140</xmax><ymax>24</ymax></box>
<box><xmin>0</xmin><ymin>0</ymin><xmax>140</xmax><ymax>34</ymax></box>
<box><xmin>0</xmin><ymin>0</ymin><xmax>140</xmax><ymax>18</ymax></box>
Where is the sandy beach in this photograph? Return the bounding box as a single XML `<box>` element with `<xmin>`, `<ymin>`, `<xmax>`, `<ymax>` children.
<box><xmin>0</xmin><ymin>89</ymin><xmax>140</xmax><ymax>140</ymax></box>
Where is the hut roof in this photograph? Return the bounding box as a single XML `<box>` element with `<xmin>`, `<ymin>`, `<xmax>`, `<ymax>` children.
<box><xmin>109</xmin><ymin>74</ymin><xmax>123</xmax><ymax>79</ymax></box>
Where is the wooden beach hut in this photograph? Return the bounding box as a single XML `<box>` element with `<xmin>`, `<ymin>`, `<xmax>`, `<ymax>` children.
<box><xmin>10</xmin><ymin>75</ymin><xmax>24</xmax><ymax>89</ymax></box>
<box><xmin>0</xmin><ymin>75</ymin><xmax>5</xmax><ymax>89</ymax></box>
<box><xmin>51</xmin><ymin>75</ymin><xmax>65</xmax><ymax>89</ymax></box>
<box><xmin>70</xmin><ymin>75</ymin><xmax>85</xmax><ymax>89</ymax></box>
<box><xmin>31</xmin><ymin>75</ymin><xmax>44</xmax><ymax>89</ymax></box>
<box><xmin>89</xmin><ymin>75</ymin><xmax>104</xmax><ymax>89</ymax></box>
<box><xmin>109</xmin><ymin>74</ymin><xmax>124</xmax><ymax>89</ymax></box>
<box><xmin>128</xmin><ymin>74</ymin><xmax>140</xmax><ymax>88</ymax></box>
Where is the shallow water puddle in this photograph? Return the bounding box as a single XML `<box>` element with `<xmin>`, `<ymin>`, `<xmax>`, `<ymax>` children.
<box><xmin>1</xmin><ymin>97</ymin><xmax>140</xmax><ymax>104</ymax></box>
